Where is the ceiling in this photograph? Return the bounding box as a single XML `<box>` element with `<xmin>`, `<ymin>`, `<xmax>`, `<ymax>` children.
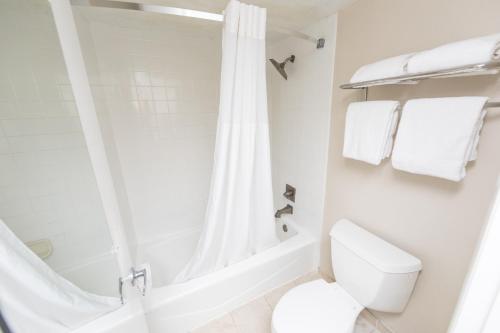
<box><xmin>93</xmin><ymin>0</ymin><xmax>355</xmax><ymax>36</ymax></box>
<box><xmin>134</xmin><ymin>0</ymin><xmax>355</xmax><ymax>30</ymax></box>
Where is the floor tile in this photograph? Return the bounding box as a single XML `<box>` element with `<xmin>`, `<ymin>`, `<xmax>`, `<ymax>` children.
<box><xmin>354</xmin><ymin>316</ymin><xmax>377</xmax><ymax>333</ymax></box>
<box><xmin>192</xmin><ymin>313</ymin><xmax>237</xmax><ymax>333</ymax></box>
<box><xmin>264</xmin><ymin>280</ymin><xmax>296</xmax><ymax>308</ymax></box>
<box><xmin>236</xmin><ymin>319</ymin><xmax>272</xmax><ymax>333</ymax></box>
<box><xmin>319</xmin><ymin>270</ymin><xmax>335</xmax><ymax>283</ymax></box>
<box><xmin>231</xmin><ymin>297</ymin><xmax>272</xmax><ymax>326</ymax></box>
<box><xmin>293</xmin><ymin>270</ymin><xmax>321</xmax><ymax>285</ymax></box>
<box><xmin>195</xmin><ymin>272</ymin><xmax>383</xmax><ymax>333</ymax></box>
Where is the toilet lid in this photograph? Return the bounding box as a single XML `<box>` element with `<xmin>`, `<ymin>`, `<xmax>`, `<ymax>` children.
<box><xmin>272</xmin><ymin>280</ymin><xmax>364</xmax><ymax>333</ymax></box>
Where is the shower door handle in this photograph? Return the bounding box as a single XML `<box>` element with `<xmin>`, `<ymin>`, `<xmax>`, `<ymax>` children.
<box><xmin>119</xmin><ymin>267</ymin><xmax>148</xmax><ymax>304</ymax></box>
<box><xmin>131</xmin><ymin>267</ymin><xmax>147</xmax><ymax>295</ymax></box>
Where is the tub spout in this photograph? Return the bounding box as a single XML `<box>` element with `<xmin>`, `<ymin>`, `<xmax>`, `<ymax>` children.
<box><xmin>275</xmin><ymin>204</ymin><xmax>293</xmax><ymax>218</ymax></box>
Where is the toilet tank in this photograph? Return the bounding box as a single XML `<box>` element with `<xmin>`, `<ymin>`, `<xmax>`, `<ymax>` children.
<box><xmin>330</xmin><ymin>219</ymin><xmax>422</xmax><ymax>313</ymax></box>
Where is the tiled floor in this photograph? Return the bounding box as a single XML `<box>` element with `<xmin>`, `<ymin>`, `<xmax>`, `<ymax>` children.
<box><xmin>192</xmin><ymin>271</ymin><xmax>383</xmax><ymax>333</ymax></box>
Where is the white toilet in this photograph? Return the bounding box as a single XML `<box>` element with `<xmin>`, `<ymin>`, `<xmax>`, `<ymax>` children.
<box><xmin>272</xmin><ymin>219</ymin><xmax>422</xmax><ymax>333</ymax></box>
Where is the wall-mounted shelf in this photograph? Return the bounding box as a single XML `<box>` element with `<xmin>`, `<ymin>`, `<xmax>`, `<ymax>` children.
<box><xmin>340</xmin><ymin>61</ymin><xmax>500</xmax><ymax>90</ymax></box>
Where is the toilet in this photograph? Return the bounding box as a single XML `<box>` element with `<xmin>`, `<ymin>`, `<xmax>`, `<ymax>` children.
<box><xmin>272</xmin><ymin>219</ymin><xmax>422</xmax><ymax>333</ymax></box>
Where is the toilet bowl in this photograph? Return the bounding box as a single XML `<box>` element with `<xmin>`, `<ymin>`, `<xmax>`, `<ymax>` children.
<box><xmin>272</xmin><ymin>219</ymin><xmax>422</xmax><ymax>333</ymax></box>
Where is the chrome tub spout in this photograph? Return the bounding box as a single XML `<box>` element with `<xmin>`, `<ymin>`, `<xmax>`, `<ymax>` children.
<box><xmin>275</xmin><ymin>204</ymin><xmax>293</xmax><ymax>218</ymax></box>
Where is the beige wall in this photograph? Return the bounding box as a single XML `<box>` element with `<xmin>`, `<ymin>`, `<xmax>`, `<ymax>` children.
<box><xmin>321</xmin><ymin>0</ymin><xmax>500</xmax><ymax>332</ymax></box>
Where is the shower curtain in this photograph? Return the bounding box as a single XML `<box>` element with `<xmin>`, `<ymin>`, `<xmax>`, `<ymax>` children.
<box><xmin>0</xmin><ymin>219</ymin><xmax>120</xmax><ymax>333</ymax></box>
<box><xmin>175</xmin><ymin>0</ymin><xmax>278</xmax><ymax>282</ymax></box>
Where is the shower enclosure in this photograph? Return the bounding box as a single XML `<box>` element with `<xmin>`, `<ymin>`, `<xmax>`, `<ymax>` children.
<box><xmin>66</xmin><ymin>2</ymin><xmax>316</xmax><ymax>331</ymax></box>
<box><xmin>1</xmin><ymin>0</ymin><xmax>337</xmax><ymax>332</ymax></box>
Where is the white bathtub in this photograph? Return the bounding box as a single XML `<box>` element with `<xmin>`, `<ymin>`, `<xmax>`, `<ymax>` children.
<box><xmin>59</xmin><ymin>252</ymin><xmax>120</xmax><ymax>297</ymax></box>
<box><xmin>75</xmin><ymin>217</ymin><xmax>317</xmax><ymax>333</ymax></box>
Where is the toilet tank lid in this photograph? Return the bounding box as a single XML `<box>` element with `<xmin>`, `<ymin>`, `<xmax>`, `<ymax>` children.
<box><xmin>330</xmin><ymin>219</ymin><xmax>422</xmax><ymax>274</ymax></box>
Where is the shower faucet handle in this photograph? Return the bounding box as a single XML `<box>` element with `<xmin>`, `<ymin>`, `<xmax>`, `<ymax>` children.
<box><xmin>283</xmin><ymin>184</ymin><xmax>296</xmax><ymax>202</ymax></box>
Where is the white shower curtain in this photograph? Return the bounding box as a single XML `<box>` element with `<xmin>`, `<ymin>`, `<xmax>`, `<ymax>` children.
<box><xmin>175</xmin><ymin>0</ymin><xmax>278</xmax><ymax>282</ymax></box>
<box><xmin>0</xmin><ymin>219</ymin><xmax>120</xmax><ymax>333</ymax></box>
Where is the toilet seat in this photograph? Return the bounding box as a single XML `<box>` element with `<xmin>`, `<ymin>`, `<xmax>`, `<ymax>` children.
<box><xmin>272</xmin><ymin>280</ymin><xmax>364</xmax><ymax>333</ymax></box>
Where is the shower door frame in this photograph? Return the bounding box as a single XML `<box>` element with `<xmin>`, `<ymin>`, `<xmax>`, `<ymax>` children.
<box><xmin>49</xmin><ymin>0</ymin><xmax>133</xmax><ymax>282</ymax></box>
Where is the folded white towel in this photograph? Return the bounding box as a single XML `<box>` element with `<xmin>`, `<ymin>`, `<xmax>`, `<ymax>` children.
<box><xmin>350</xmin><ymin>53</ymin><xmax>415</xmax><ymax>83</ymax></box>
<box><xmin>392</xmin><ymin>97</ymin><xmax>488</xmax><ymax>181</ymax></box>
<box><xmin>407</xmin><ymin>33</ymin><xmax>500</xmax><ymax>73</ymax></box>
<box><xmin>343</xmin><ymin>101</ymin><xmax>400</xmax><ymax>165</ymax></box>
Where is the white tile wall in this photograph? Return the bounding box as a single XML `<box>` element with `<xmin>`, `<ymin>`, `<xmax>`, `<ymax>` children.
<box><xmin>75</xmin><ymin>9</ymin><xmax>336</xmax><ymax>250</ymax></box>
<box><xmin>1</xmin><ymin>0</ymin><xmax>337</xmax><ymax>300</ymax></box>
<box><xmin>76</xmin><ymin>12</ymin><xmax>222</xmax><ymax>245</ymax></box>
<box><xmin>268</xmin><ymin>15</ymin><xmax>337</xmax><ymax>240</ymax></box>
<box><xmin>0</xmin><ymin>0</ymin><xmax>114</xmax><ymax>273</ymax></box>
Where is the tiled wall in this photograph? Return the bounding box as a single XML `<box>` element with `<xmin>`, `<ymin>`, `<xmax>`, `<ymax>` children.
<box><xmin>268</xmin><ymin>15</ymin><xmax>337</xmax><ymax>241</ymax></box>
<box><xmin>0</xmin><ymin>0</ymin><xmax>114</xmax><ymax>272</ymax></box>
<box><xmin>1</xmin><ymin>1</ymin><xmax>336</xmax><ymax>281</ymax></box>
<box><xmin>76</xmin><ymin>11</ymin><xmax>222</xmax><ymax>245</ymax></box>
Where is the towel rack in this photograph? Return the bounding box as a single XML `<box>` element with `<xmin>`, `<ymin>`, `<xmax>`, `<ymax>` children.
<box><xmin>486</xmin><ymin>99</ymin><xmax>500</xmax><ymax>108</ymax></box>
<box><xmin>340</xmin><ymin>61</ymin><xmax>500</xmax><ymax>89</ymax></box>
<box><xmin>355</xmin><ymin>97</ymin><xmax>500</xmax><ymax>109</ymax></box>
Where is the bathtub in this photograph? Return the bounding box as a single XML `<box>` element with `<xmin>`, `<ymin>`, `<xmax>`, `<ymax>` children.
<box><xmin>59</xmin><ymin>252</ymin><xmax>120</xmax><ymax>297</ymax></box>
<box><xmin>75</xmin><ymin>217</ymin><xmax>317</xmax><ymax>333</ymax></box>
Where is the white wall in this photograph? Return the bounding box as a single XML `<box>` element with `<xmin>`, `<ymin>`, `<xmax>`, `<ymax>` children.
<box><xmin>75</xmin><ymin>10</ymin><xmax>222</xmax><ymax>246</ymax></box>
<box><xmin>0</xmin><ymin>0</ymin><xmax>115</xmax><ymax>274</ymax></box>
<box><xmin>268</xmin><ymin>15</ymin><xmax>337</xmax><ymax>241</ymax></box>
<box><xmin>448</xmin><ymin>176</ymin><xmax>500</xmax><ymax>333</ymax></box>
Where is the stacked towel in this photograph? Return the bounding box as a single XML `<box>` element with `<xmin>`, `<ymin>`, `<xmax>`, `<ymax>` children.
<box><xmin>407</xmin><ymin>33</ymin><xmax>500</xmax><ymax>73</ymax></box>
<box><xmin>343</xmin><ymin>101</ymin><xmax>400</xmax><ymax>165</ymax></box>
<box><xmin>350</xmin><ymin>53</ymin><xmax>415</xmax><ymax>83</ymax></box>
<box><xmin>392</xmin><ymin>97</ymin><xmax>488</xmax><ymax>181</ymax></box>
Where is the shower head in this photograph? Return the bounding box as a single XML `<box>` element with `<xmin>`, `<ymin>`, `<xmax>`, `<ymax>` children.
<box><xmin>269</xmin><ymin>55</ymin><xmax>295</xmax><ymax>80</ymax></box>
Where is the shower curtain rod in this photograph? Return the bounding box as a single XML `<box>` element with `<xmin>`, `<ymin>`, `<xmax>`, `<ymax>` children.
<box><xmin>70</xmin><ymin>0</ymin><xmax>326</xmax><ymax>48</ymax></box>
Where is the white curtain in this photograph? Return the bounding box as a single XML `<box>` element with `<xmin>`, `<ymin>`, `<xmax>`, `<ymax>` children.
<box><xmin>175</xmin><ymin>0</ymin><xmax>278</xmax><ymax>282</ymax></box>
<box><xmin>0</xmin><ymin>219</ymin><xmax>120</xmax><ymax>333</ymax></box>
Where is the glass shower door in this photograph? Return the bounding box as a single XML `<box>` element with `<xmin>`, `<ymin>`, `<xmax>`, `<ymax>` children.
<box><xmin>0</xmin><ymin>0</ymin><xmax>119</xmax><ymax>296</ymax></box>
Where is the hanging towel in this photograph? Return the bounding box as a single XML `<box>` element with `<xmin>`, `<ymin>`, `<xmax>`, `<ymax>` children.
<box><xmin>0</xmin><ymin>219</ymin><xmax>120</xmax><ymax>333</ymax></box>
<box><xmin>407</xmin><ymin>33</ymin><xmax>500</xmax><ymax>73</ymax></box>
<box><xmin>392</xmin><ymin>97</ymin><xmax>488</xmax><ymax>181</ymax></box>
<box><xmin>343</xmin><ymin>101</ymin><xmax>400</xmax><ymax>165</ymax></box>
<box><xmin>350</xmin><ymin>53</ymin><xmax>415</xmax><ymax>83</ymax></box>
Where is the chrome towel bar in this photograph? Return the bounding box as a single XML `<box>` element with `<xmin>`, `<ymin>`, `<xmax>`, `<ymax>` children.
<box><xmin>341</xmin><ymin>61</ymin><xmax>500</xmax><ymax>89</ymax></box>
<box><xmin>486</xmin><ymin>100</ymin><xmax>500</xmax><ymax>108</ymax></box>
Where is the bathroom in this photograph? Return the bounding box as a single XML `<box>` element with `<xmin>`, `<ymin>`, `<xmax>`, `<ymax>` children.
<box><xmin>1</xmin><ymin>0</ymin><xmax>500</xmax><ymax>332</ymax></box>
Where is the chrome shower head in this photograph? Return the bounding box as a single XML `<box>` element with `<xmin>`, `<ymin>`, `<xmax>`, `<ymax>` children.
<box><xmin>269</xmin><ymin>55</ymin><xmax>295</xmax><ymax>80</ymax></box>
